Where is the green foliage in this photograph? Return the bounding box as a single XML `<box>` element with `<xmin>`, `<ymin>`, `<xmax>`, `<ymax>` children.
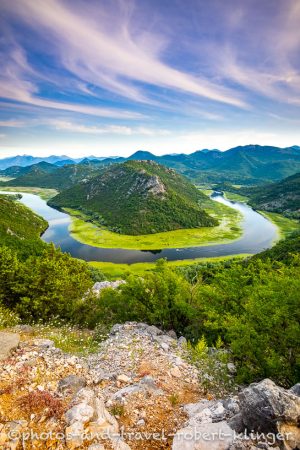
<box><xmin>0</xmin><ymin>245</ymin><xmax>94</xmax><ymax>322</ymax></box>
<box><xmin>49</xmin><ymin>160</ymin><xmax>217</xmax><ymax>235</ymax></box>
<box><xmin>79</xmin><ymin>240</ymin><xmax>300</xmax><ymax>386</ymax></box>
<box><xmin>0</xmin><ymin>195</ymin><xmax>47</xmax><ymax>258</ymax></box>
<box><xmin>186</xmin><ymin>336</ymin><xmax>233</xmax><ymax>396</ymax></box>
<box><xmin>0</xmin><ymin>303</ymin><xmax>20</xmax><ymax>329</ymax></box>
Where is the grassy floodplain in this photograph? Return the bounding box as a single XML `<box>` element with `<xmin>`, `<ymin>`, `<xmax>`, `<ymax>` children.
<box><xmin>66</xmin><ymin>195</ymin><xmax>243</xmax><ymax>250</ymax></box>
<box><xmin>0</xmin><ymin>186</ymin><xmax>58</xmax><ymax>200</ymax></box>
<box><xmin>259</xmin><ymin>211</ymin><xmax>300</xmax><ymax>238</ymax></box>
<box><xmin>89</xmin><ymin>254</ymin><xmax>251</xmax><ymax>280</ymax></box>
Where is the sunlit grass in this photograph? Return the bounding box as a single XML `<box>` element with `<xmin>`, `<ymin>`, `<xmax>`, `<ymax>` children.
<box><xmin>89</xmin><ymin>254</ymin><xmax>251</xmax><ymax>280</ymax></box>
<box><xmin>66</xmin><ymin>197</ymin><xmax>243</xmax><ymax>250</ymax></box>
<box><xmin>259</xmin><ymin>211</ymin><xmax>300</xmax><ymax>239</ymax></box>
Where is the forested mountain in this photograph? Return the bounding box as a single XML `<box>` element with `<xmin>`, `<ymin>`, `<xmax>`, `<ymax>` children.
<box><xmin>3</xmin><ymin>163</ymin><xmax>103</xmax><ymax>191</ymax></box>
<box><xmin>247</xmin><ymin>172</ymin><xmax>300</xmax><ymax>219</ymax></box>
<box><xmin>49</xmin><ymin>160</ymin><xmax>217</xmax><ymax>234</ymax></box>
<box><xmin>1</xmin><ymin>145</ymin><xmax>300</xmax><ymax>185</ymax></box>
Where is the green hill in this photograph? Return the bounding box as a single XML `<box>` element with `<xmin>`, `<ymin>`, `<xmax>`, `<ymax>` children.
<box><xmin>3</xmin><ymin>163</ymin><xmax>102</xmax><ymax>191</ymax></box>
<box><xmin>49</xmin><ymin>160</ymin><xmax>217</xmax><ymax>235</ymax></box>
<box><xmin>247</xmin><ymin>172</ymin><xmax>300</xmax><ymax>219</ymax></box>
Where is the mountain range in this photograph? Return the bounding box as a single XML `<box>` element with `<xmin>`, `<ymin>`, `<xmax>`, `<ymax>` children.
<box><xmin>1</xmin><ymin>145</ymin><xmax>300</xmax><ymax>184</ymax></box>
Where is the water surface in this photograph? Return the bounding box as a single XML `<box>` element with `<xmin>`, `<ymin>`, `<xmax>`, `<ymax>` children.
<box><xmin>1</xmin><ymin>191</ymin><xmax>278</xmax><ymax>263</ymax></box>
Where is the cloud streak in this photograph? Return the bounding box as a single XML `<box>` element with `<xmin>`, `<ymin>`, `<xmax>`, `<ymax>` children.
<box><xmin>50</xmin><ymin>120</ymin><xmax>171</xmax><ymax>136</ymax></box>
<box><xmin>1</xmin><ymin>0</ymin><xmax>247</xmax><ymax>109</ymax></box>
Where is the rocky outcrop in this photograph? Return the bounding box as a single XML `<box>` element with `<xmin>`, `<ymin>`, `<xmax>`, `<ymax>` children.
<box><xmin>92</xmin><ymin>280</ymin><xmax>126</xmax><ymax>295</ymax></box>
<box><xmin>173</xmin><ymin>378</ymin><xmax>300</xmax><ymax>450</ymax></box>
<box><xmin>1</xmin><ymin>324</ymin><xmax>299</xmax><ymax>450</ymax></box>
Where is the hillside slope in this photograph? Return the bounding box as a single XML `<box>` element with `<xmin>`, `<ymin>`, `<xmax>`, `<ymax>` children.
<box><xmin>247</xmin><ymin>172</ymin><xmax>300</xmax><ymax>219</ymax></box>
<box><xmin>0</xmin><ymin>194</ymin><xmax>47</xmax><ymax>257</ymax></box>
<box><xmin>49</xmin><ymin>161</ymin><xmax>217</xmax><ymax>235</ymax></box>
<box><xmin>3</xmin><ymin>164</ymin><xmax>103</xmax><ymax>191</ymax></box>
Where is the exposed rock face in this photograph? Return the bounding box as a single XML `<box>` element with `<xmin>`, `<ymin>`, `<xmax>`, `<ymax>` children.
<box><xmin>173</xmin><ymin>378</ymin><xmax>300</xmax><ymax>450</ymax></box>
<box><xmin>238</xmin><ymin>378</ymin><xmax>300</xmax><ymax>434</ymax></box>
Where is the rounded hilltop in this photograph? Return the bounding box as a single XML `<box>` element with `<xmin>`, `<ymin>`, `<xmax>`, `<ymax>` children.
<box><xmin>49</xmin><ymin>160</ymin><xmax>217</xmax><ymax>235</ymax></box>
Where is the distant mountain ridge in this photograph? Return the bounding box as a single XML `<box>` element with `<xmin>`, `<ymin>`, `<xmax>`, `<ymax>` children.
<box><xmin>49</xmin><ymin>160</ymin><xmax>217</xmax><ymax>235</ymax></box>
<box><xmin>1</xmin><ymin>144</ymin><xmax>300</xmax><ymax>184</ymax></box>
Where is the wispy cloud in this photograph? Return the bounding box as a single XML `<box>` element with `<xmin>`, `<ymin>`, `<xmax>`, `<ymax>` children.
<box><xmin>0</xmin><ymin>41</ymin><xmax>144</xmax><ymax>119</ymax></box>
<box><xmin>1</xmin><ymin>0</ymin><xmax>246</xmax><ymax>109</ymax></box>
<box><xmin>0</xmin><ymin>119</ymin><xmax>25</xmax><ymax>127</ymax></box>
<box><xmin>50</xmin><ymin>120</ymin><xmax>170</xmax><ymax>136</ymax></box>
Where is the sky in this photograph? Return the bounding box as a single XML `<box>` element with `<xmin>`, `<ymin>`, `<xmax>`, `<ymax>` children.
<box><xmin>0</xmin><ymin>0</ymin><xmax>300</xmax><ymax>158</ymax></box>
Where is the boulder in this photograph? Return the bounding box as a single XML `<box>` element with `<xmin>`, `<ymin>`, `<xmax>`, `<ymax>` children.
<box><xmin>238</xmin><ymin>379</ymin><xmax>300</xmax><ymax>434</ymax></box>
<box><xmin>172</xmin><ymin>421</ymin><xmax>235</xmax><ymax>450</ymax></box>
<box><xmin>178</xmin><ymin>336</ymin><xmax>187</xmax><ymax>348</ymax></box>
<box><xmin>0</xmin><ymin>332</ymin><xmax>20</xmax><ymax>360</ymax></box>
<box><xmin>289</xmin><ymin>383</ymin><xmax>300</xmax><ymax>397</ymax></box>
<box><xmin>65</xmin><ymin>403</ymin><xmax>94</xmax><ymax>425</ymax></box>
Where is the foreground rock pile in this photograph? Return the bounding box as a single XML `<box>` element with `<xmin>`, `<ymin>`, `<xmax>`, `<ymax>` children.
<box><xmin>0</xmin><ymin>323</ymin><xmax>299</xmax><ymax>450</ymax></box>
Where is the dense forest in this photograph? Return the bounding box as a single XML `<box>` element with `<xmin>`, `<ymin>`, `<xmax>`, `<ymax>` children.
<box><xmin>0</xmin><ymin>194</ymin><xmax>299</xmax><ymax>387</ymax></box>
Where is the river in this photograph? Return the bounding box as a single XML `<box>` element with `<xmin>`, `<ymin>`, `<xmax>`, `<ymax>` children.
<box><xmin>1</xmin><ymin>191</ymin><xmax>278</xmax><ymax>263</ymax></box>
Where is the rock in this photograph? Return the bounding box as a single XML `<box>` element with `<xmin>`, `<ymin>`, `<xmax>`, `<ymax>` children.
<box><xmin>238</xmin><ymin>378</ymin><xmax>300</xmax><ymax>434</ymax></box>
<box><xmin>73</xmin><ymin>388</ymin><xmax>95</xmax><ymax>405</ymax></box>
<box><xmin>227</xmin><ymin>363</ymin><xmax>236</xmax><ymax>374</ymax></box>
<box><xmin>88</xmin><ymin>445</ymin><xmax>105</xmax><ymax>450</ymax></box>
<box><xmin>0</xmin><ymin>332</ymin><xmax>20</xmax><ymax>360</ymax></box>
<box><xmin>172</xmin><ymin>421</ymin><xmax>235</xmax><ymax>450</ymax></box>
<box><xmin>289</xmin><ymin>383</ymin><xmax>300</xmax><ymax>397</ymax></box>
<box><xmin>13</xmin><ymin>324</ymin><xmax>33</xmax><ymax>334</ymax></box>
<box><xmin>110</xmin><ymin>324</ymin><xmax>123</xmax><ymax>335</ymax></box>
<box><xmin>228</xmin><ymin>413</ymin><xmax>244</xmax><ymax>433</ymax></box>
<box><xmin>184</xmin><ymin>400</ymin><xmax>226</xmax><ymax>425</ymax></box>
<box><xmin>117</xmin><ymin>374</ymin><xmax>131</xmax><ymax>383</ymax></box>
<box><xmin>111</xmin><ymin>375</ymin><xmax>163</xmax><ymax>401</ymax></box>
<box><xmin>178</xmin><ymin>336</ymin><xmax>187</xmax><ymax>347</ymax></box>
<box><xmin>32</xmin><ymin>338</ymin><xmax>54</xmax><ymax>348</ymax></box>
<box><xmin>66</xmin><ymin>421</ymin><xmax>84</xmax><ymax>449</ymax></box>
<box><xmin>170</xmin><ymin>366</ymin><xmax>181</xmax><ymax>378</ymax></box>
<box><xmin>111</xmin><ymin>437</ymin><xmax>132</xmax><ymax>450</ymax></box>
<box><xmin>147</xmin><ymin>325</ymin><xmax>162</xmax><ymax>336</ymax></box>
<box><xmin>277</xmin><ymin>422</ymin><xmax>300</xmax><ymax>450</ymax></box>
<box><xmin>58</xmin><ymin>375</ymin><xmax>86</xmax><ymax>394</ymax></box>
<box><xmin>161</xmin><ymin>342</ymin><xmax>169</xmax><ymax>351</ymax></box>
<box><xmin>92</xmin><ymin>280</ymin><xmax>125</xmax><ymax>295</ymax></box>
<box><xmin>222</xmin><ymin>397</ymin><xmax>240</xmax><ymax>415</ymax></box>
<box><xmin>167</xmin><ymin>330</ymin><xmax>177</xmax><ymax>339</ymax></box>
<box><xmin>93</xmin><ymin>397</ymin><xmax>119</xmax><ymax>433</ymax></box>
<box><xmin>65</xmin><ymin>403</ymin><xmax>94</xmax><ymax>425</ymax></box>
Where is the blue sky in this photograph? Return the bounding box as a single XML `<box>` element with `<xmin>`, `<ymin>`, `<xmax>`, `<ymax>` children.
<box><xmin>0</xmin><ymin>0</ymin><xmax>300</xmax><ymax>157</ymax></box>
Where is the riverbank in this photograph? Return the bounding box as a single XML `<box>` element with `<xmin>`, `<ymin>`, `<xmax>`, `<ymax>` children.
<box><xmin>89</xmin><ymin>254</ymin><xmax>251</xmax><ymax>279</ymax></box>
<box><xmin>0</xmin><ymin>186</ymin><xmax>58</xmax><ymax>200</ymax></box>
<box><xmin>65</xmin><ymin>195</ymin><xmax>243</xmax><ymax>250</ymax></box>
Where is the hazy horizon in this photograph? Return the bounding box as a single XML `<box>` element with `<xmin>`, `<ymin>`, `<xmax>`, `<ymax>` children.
<box><xmin>1</xmin><ymin>0</ymin><xmax>300</xmax><ymax>158</ymax></box>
